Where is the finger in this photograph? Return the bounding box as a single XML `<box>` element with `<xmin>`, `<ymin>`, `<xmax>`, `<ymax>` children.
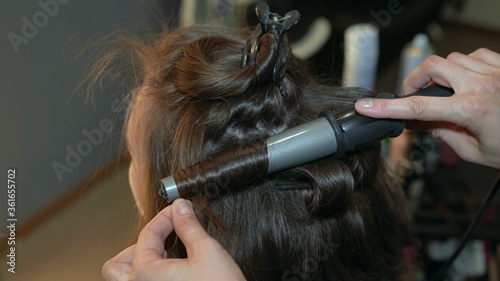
<box><xmin>469</xmin><ymin>48</ymin><xmax>500</xmax><ymax>68</ymax></box>
<box><xmin>402</xmin><ymin>55</ymin><xmax>453</xmax><ymax>94</ymax></box>
<box><xmin>102</xmin><ymin>246</ymin><xmax>136</xmax><ymax>281</ymax></box>
<box><xmin>134</xmin><ymin>205</ymin><xmax>174</xmax><ymax>264</ymax></box>
<box><xmin>102</xmin><ymin>261</ymin><xmax>131</xmax><ymax>281</ymax></box>
<box><xmin>171</xmin><ymin>199</ymin><xmax>216</xmax><ymax>257</ymax></box>
<box><xmin>109</xmin><ymin>244</ymin><xmax>136</xmax><ymax>265</ymax></box>
<box><xmin>402</xmin><ymin>55</ymin><xmax>471</xmax><ymax>95</ymax></box>
<box><xmin>355</xmin><ymin>95</ymin><xmax>464</xmax><ymax>123</ymax></box>
<box><xmin>446</xmin><ymin>51</ymin><xmax>500</xmax><ymax>75</ymax></box>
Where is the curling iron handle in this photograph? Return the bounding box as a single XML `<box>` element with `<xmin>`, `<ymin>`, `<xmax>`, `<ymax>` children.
<box><xmin>320</xmin><ymin>85</ymin><xmax>454</xmax><ymax>157</ymax></box>
<box><xmin>320</xmin><ymin>93</ymin><xmax>404</xmax><ymax>157</ymax></box>
<box><xmin>406</xmin><ymin>84</ymin><xmax>454</xmax><ymax>97</ymax></box>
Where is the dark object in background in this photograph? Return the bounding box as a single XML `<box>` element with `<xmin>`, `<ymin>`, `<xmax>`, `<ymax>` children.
<box><xmin>249</xmin><ymin>0</ymin><xmax>446</xmax><ymax>79</ymax></box>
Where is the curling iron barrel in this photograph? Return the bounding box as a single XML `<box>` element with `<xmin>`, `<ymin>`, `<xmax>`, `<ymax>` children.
<box><xmin>160</xmin><ymin>85</ymin><xmax>454</xmax><ymax>202</ymax></box>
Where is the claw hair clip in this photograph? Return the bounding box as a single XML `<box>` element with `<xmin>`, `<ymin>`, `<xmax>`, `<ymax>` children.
<box><xmin>241</xmin><ymin>1</ymin><xmax>300</xmax><ymax>85</ymax></box>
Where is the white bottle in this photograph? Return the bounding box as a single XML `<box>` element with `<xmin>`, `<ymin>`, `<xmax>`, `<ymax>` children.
<box><xmin>396</xmin><ymin>33</ymin><xmax>435</xmax><ymax>96</ymax></box>
<box><xmin>342</xmin><ymin>23</ymin><xmax>379</xmax><ymax>91</ymax></box>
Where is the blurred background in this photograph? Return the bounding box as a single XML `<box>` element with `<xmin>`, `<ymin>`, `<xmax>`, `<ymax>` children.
<box><xmin>1</xmin><ymin>0</ymin><xmax>499</xmax><ymax>280</ymax></box>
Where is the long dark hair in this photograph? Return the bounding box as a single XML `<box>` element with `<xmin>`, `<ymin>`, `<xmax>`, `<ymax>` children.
<box><xmin>91</xmin><ymin>24</ymin><xmax>416</xmax><ymax>280</ymax></box>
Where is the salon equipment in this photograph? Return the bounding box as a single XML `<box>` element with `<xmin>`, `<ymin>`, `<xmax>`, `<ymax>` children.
<box><xmin>396</xmin><ymin>33</ymin><xmax>435</xmax><ymax>96</ymax></box>
<box><xmin>342</xmin><ymin>23</ymin><xmax>379</xmax><ymax>90</ymax></box>
<box><xmin>429</xmin><ymin>173</ymin><xmax>500</xmax><ymax>281</ymax></box>
<box><xmin>160</xmin><ymin>84</ymin><xmax>454</xmax><ymax>202</ymax></box>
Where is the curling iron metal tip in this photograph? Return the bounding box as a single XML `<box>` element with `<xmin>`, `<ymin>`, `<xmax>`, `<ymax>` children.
<box><xmin>160</xmin><ymin>176</ymin><xmax>180</xmax><ymax>202</ymax></box>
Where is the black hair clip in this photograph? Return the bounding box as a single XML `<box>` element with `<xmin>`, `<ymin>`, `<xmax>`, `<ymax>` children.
<box><xmin>241</xmin><ymin>1</ymin><xmax>300</xmax><ymax>85</ymax></box>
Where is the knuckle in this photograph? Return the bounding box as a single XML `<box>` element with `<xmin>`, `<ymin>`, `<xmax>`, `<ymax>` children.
<box><xmin>408</xmin><ymin>96</ymin><xmax>428</xmax><ymax>117</ymax></box>
<box><xmin>102</xmin><ymin>259</ymin><xmax>128</xmax><ymax>280</ymax></box>
<box><xmin>178</xmin><ymin>212</ymin><xmax>197</xmax><ymax>227</ymax></box>
<box><xmin>175</xmin><ymin>212</ymin><xmax>203</xmax><ymax>235</ymax></box>
<box><xmin>421</xmin><ymin>55</ymin><xmax>442</xmax><ymax>69</ymax></box>
<box><xmin>137</xmin><ymin>226</ymin><xmax>151</xmax><ymax>239</ymax></box>
<box><xmin>475</xmin><ymin>74</ymin><xmax>499</xmax><ymax>100</ymax></box>
<box><xmin>462</xmin><ymin>96</ymin><xmax>480</xmax><ymax>113</ymax></box>
<box><xmin>470</xmin><ymin>47</ymin><xmax>490</xmax><ymax>58</ymax></box>
<box><xmin>130</xmin><ymin>261</ymin><xmax>157</xmax><ymax>281</ymax></box>
<box><xmin>101</xmin><ymin>260</ymin><xmax>112</xmax><ymax>275</ymax></box>
<box><xmin>484</xmin><ymin>73</ymin><xmax>500</xmax><ymax>89</ymax></box>
<box><xmin>375</xmin><ymin>98</ymin><xmax>389</xmax><ymax>111</ymax></box>
<box><xmin>457</xmin><ymin>147</ymin><xmax>478</xmax><ymax>164</ymax></box>
<box><xmin>446</xmin><ymin>51</ymin><xmax>463</xmax><ymax>61</ymax></box>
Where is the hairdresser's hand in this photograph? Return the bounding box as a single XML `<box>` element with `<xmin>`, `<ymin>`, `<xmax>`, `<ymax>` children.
<box><xmin>355</xmin><ymin>48</ymin><xmax>500</xmax><ymax>169</ymax></box>
<box><xmin>102</xmin><ymin>198</ymin><xmax>246</xmax><ymax>281</ymax></box>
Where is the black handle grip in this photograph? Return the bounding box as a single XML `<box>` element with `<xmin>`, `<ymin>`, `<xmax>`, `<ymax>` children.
<box><xmin>320</xmin><ymin>85</ymin><xmax>455</xmax><ymax>157</ymax></box>
<box><xmin>406</xmin><ymin>84</ymin><xmax>454</xmax><ymax>98</ymax></box>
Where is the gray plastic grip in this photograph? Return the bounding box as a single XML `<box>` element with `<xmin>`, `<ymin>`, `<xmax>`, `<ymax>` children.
<box><xmin>266</xmin><ymin>117</ymin><xmax>338</xmax><ymax>173</ymax></box>
<box><xmin>160</xmin><ymin>176</ymin><xmax>180</xmax><ymax>202</ymax></box>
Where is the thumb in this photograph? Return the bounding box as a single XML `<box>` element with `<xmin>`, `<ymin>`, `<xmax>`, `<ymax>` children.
<box><xmin>171</xmin><ymin>199</ymin><xmax>213</xmax><ymax>255</ymax></box>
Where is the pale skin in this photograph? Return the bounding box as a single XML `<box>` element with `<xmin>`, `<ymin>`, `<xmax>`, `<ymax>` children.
<box><xmin>356</xmin><ymin>48</ymin><xmax>500</xmax><ymax>170</ymax></box>
<box><xmin>103</xmin><ymin>48</ymin><xmax>500</xmax><ymax>280</ymax></box>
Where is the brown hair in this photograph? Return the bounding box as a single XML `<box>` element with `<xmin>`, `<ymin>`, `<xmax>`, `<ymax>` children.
<box><xmin>91</xmin><ymin>24</ymin><xmax>416</xmax><ymax>280</ymax></box>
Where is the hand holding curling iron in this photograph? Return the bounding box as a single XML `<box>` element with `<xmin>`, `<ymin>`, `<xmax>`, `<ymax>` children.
<box><xmin>356</xmin><ymin>48</ymin><xmax>500</xmax><ymax>169</ymax></box>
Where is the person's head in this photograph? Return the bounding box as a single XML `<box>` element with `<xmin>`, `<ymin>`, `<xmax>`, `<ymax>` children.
<box><xmin>99</xmin><ymin>22</ymin><xmax>415</xmax><ymax>280</ymax></box>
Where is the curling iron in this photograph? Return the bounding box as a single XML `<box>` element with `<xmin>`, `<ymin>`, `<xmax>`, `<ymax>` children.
<box><xmin>160</xmin><ymin>84</ymin><xmax>454</xmax><ymax>202</ymax></box>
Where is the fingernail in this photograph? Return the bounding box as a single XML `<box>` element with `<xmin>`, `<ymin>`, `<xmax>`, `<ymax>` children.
<box><xmin>357</xmin><ymin>98</ymin><xmax>374</xmax><ymax>108</ymax></box>
<box><xmin>177</xmin><ymin>200</ymin><xmax>194</xmax><ymax>215</ymax></box>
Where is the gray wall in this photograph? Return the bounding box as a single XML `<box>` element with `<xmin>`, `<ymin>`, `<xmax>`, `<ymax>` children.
<box><xmin>0</xmin><ymin>1</ymin><xmax>158</xmax><ymax>232</ymax></box>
